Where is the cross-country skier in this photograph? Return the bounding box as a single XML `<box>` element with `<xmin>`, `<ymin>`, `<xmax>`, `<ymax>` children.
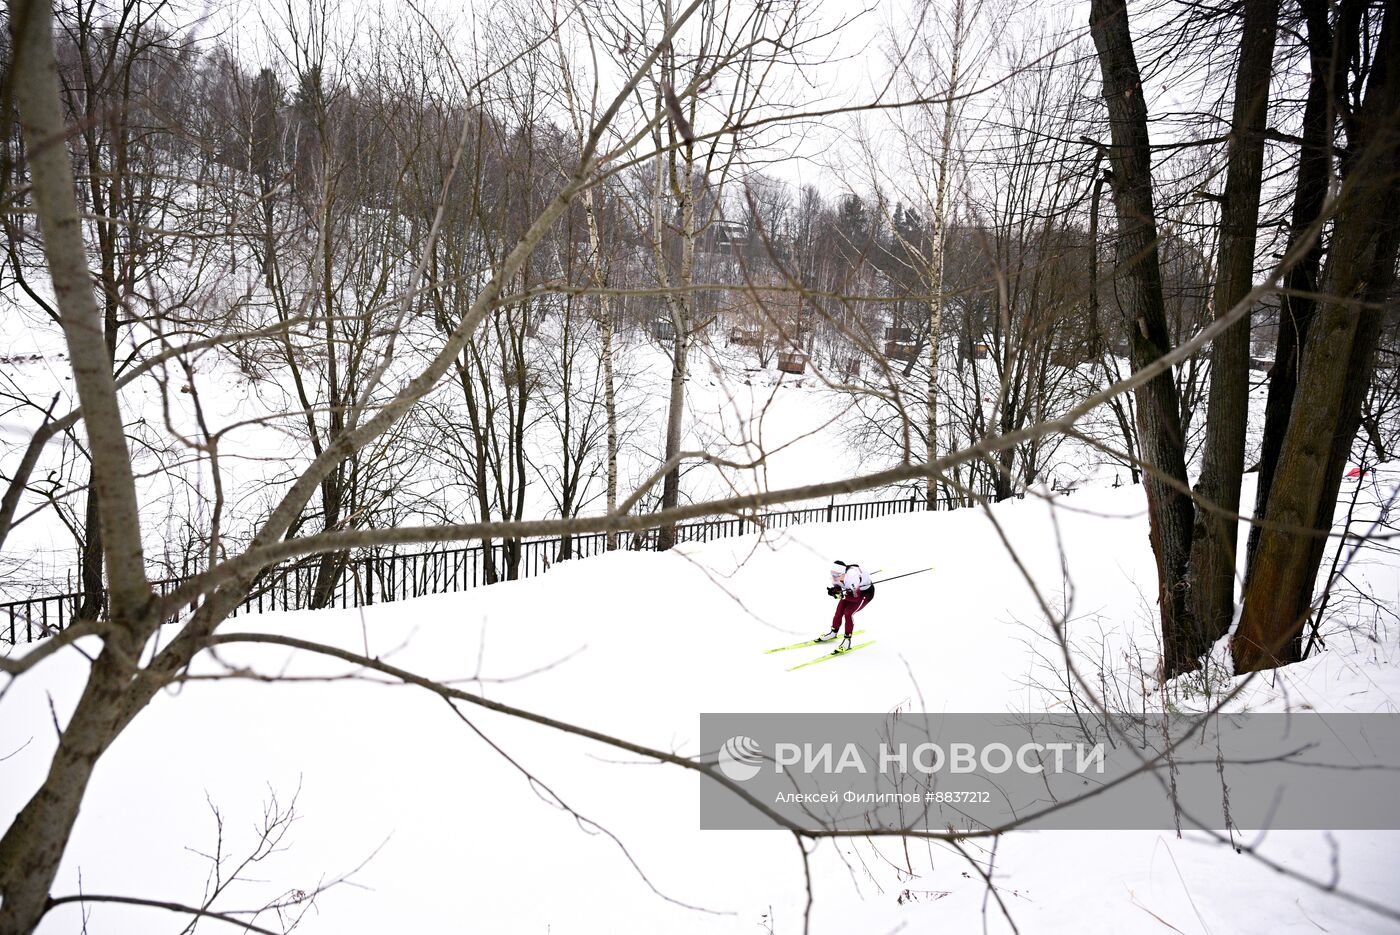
<box><xmin>817</xmin><ymin>559</ymin><xmax>874</xmax><ymax>651</ymax></box>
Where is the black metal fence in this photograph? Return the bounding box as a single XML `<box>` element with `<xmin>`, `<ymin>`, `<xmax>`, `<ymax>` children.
<box><xmin>3</xmin><ymin>493</ymin><xmax>940</xmax><ymax>644</ymax></box>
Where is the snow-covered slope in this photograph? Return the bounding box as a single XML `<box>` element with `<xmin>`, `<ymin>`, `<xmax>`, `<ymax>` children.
<box><xmin>2</xmin><ymin>479</ymin><xmax>1398</xmax><ymax>933</ymax></box>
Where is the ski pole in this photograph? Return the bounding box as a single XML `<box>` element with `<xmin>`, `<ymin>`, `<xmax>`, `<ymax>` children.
<box><xmin>872</xmin><ymin>566</ymin><xmax>934</xmax><ymax>585</ymax></box>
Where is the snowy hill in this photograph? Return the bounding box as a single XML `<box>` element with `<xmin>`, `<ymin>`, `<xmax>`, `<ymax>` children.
<box><xmin>3</xmin><ymin>479</ymin><xmax>1397</xmax><ymax>933</ymax></box>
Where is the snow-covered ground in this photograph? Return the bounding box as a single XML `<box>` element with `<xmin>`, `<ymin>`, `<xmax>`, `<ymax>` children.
<box><xmin>5</xmin><ymin>255</ymin><xmax>1397</xmax><ymax>933</ymax></box>
<box><xmin>4</xmin><ymin>472</ymin><xmax>1397</xmax><ymax>933</ymax></box>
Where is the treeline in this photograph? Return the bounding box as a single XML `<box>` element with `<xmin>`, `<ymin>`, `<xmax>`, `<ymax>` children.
<box><xmin>1</xmin><ymin>0</ymin><xmax>1398</xmax><ymax>676</ymax></box>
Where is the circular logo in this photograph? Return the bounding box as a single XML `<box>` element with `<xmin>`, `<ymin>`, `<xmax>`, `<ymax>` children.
<box><xmin>718</xmin><ymin>735</ymin><xmax>765</xmax><ymax>781</ymax></box>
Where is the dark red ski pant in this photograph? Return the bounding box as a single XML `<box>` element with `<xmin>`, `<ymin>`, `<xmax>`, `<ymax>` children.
<box><xmin>831</xmin><ymin>591</ymin><xmax>871</xmax><ymax>635</ymax></box>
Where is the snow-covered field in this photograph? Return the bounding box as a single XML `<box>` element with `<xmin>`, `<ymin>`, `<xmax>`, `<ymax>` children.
<box><xmin>4</xmin><ymin>251</ymin><xmax>1397</xmax><ymax>933</ymax></box>
<box><xmin>4</xmin><ymin>472</ymin><xmax>1398</xmax><ymax>933</ymax></box>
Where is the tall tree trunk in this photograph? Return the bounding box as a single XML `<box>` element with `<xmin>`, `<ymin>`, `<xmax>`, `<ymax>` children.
<box><xmin>602</xmin><ymin>304</ymin><xmax>620</xmax><ymax>551</ymax></box>
<box><xmin>1186</xmin><ymin>0</ymin><xmax>1278</xmax><ymax>645</ymax></box>
<box><xmin>925</xmin><ymin>0</ymin><xmax>967</xmax><ymax>510</ymax></box>
<box><xmin>311</xmin><ymin>183</ymin><xmax>347</xmax><ymax>607</ymax></box>
<box><xmin>657</xmin><ymin>319</ymin><xmax>688</xmax><ymax>551</ymax></box>
<box><xmin>309</xmin><ymin>470</ymin><xmax>344</xmax><ymax>608</ymax></box>
<box><xmin>556</xmin><ymin>294</ymin><xmax>577</xmax><ymax>563</ymax></box>
<box><xmin>1088</xmin><ymin>167</ymin><xmax>1107</xmax><ymax>358</ymax></box>
<box><xmin>654</xmin><ymin>80</ymin><xmax>695</xmax><ymax>553</ymax></box>
<box><xmin>1246</xmin><ymin>0</ymin><xmax>1335</xmax><ymax>572</ymax></box>
<box><xmin>1235</xmin><ymin>0</ymin><xmax>1400</xmax><ymax>672</ymax></box>
<box><xmin>76</xmin><ymin>487</ymin><xmax>105</xmax><ymax>619</ymax></box>
<box><xmin>1</xmin><ymin>1</ymin><xmax>152</xmax><ymax>928</ymax></box>
<box><xmin>72</xmin><ymin>21</ymin><xmax>131</xmax><ymax>624</ymax></box>
<box><xmin>1089</xmin><ymin>0</ymin><xmax>1199</xmax><ymax>676</ymax></box>
<box><xmin>994</xmin><ymin>448</ymin><xmax>1015</xmax><ymax>501</ymax></box>
<box><xmin>582</xmin><ymin>188</ymin><xmax>620</xmax><ymax>550</ymax></box>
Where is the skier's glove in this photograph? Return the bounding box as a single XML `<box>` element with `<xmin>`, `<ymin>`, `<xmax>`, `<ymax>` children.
<box><xmin>826</xmin><ymin>585</ymin><xmax>842</xmax><ymax>598</ymax></box>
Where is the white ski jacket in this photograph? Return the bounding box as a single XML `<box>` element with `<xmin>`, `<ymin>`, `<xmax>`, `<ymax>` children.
<box><xmin>838</xmin><ymin>564</ymin><xmax>872</xmax><ymax>595</ymax></box>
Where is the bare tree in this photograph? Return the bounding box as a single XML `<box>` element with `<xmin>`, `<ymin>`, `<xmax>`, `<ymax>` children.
<box><xmin>0</xmin><ymin>0</ymin><xmax>720</xmax><ymax>923</ymax></box>
<box><xmin>1088</xmin><ymin>0</ymin><xmax>1197</xmax><ymax>677</ymax></box>
<box><xmin>1234</xmin><ymin>0</ymin><xmax>1400</xmax><ymax>672</ymax></box>
<box><xmin>1186</xmin><ymin>0</ymin><xmax>1278</xmax><ymax>649</ymax></box>
<box><xmin>630</xmin><ymin>0</ymin><xmax>802</xmax><ymax>550</ymax></box>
